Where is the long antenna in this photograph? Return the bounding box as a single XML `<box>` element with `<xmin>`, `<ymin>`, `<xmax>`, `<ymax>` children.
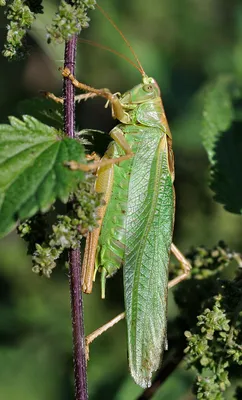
<box><xmin>78</xmin><ymin>38</ymin><xmax>142</xmax><ymax>73</ymax></box>
<box><xmin>96</xmin><ymin>3</ymin><xmax>146</xmax><ymax>76</ymax></box>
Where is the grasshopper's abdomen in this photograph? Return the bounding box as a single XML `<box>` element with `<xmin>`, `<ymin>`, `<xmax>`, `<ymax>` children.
<box><xmin>94</xmin><ymin>132</ymin><xmax>134</xmax><ymax>294</ymax></box>
<box><xmin>96</xmin><ymin>150</ymin><xmax>130</xmax><ymax>275</ymax></box>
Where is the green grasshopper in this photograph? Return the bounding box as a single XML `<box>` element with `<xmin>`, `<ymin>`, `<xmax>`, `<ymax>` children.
<box><xmin>61</xmin><ymin>6</ymin><xmax>191</xmax><ymax>388</ymax></box>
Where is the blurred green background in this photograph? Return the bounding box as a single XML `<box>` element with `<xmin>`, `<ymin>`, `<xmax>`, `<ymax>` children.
<box><xmin>0</xmin><ymin>0</ymin><xmax>242</xmax><ymax>399</ymax></box>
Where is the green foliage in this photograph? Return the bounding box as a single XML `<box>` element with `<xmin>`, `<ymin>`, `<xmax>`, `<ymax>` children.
<box><xmin>201</xmin><ymin>76</ymin><xmax>238</xmax><ymax>163</ymax></box>
<box><xmin>46</xmin><ymin>0</ymin><xmax>96</xmax><ymax>43</ymax></box>
<box><xmin>174</xmin><ymin>243</ymin><xmax>242</xmax><ymax>400</ymax></box>
<box><xmin>2</xmin><ymin>0</ymin><xmax>95</xmax><ymax>58</ymax></box>
<box><xmin>1</xmin><ymin>0</ymin><xmax>242</xmax><ymax>398</ymax></box>
<box><xmin>172</xmin><ymin>242</ymin><xmax>241</xmax><ymax>290</ymax></box>
<box><xmin>17</xmin><ymin>97</ymin><xmax>63</xmax><ymax>130</ymax></box>
<box><xmin>0</xmin><ymin>115</ymin><xmax>85</xmax><ymax>238</ymax></box>
<box><xmin>201</xmin><ymin>76</ymin><xmax>242</xmax><ymax>214</ymax></box>
<box><xmin>18</xmin><ymin>174</ymin><xmax>103</xmax><ymax>277</ymax></box>
<box><xmin>185</xmin><ymin>297</ymin><xmax>231</xmax><ymax>399</ymax></box>
<box><xmin>2</xmin><ymin>0</ymin><xmax>43</xmax><ymax>59</ymax></box>
<box><xmin>210</xmin><ymin>128</ymin><xmax>242</xmax><ymax>214</ymax></box>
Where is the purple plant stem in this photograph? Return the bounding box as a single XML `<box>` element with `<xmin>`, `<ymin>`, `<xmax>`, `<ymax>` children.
<box><xmin>63</xmin><ymin>35</ymin><xmax>88</xmax><ymax>400</ymax></box>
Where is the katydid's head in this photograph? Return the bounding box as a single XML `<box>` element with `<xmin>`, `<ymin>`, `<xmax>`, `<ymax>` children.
<box><xmin>120</xmin><ymin>76</ymin><xmax>160</xmax><ymax>105</ymax></box>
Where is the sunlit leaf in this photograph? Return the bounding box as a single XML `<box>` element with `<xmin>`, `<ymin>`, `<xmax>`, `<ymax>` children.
<box><xmin>201</xmin><ymin>76</ymin><xmax>238</xmax><ymax>163</ymax></box>
<box><xmin>0</xmin><ymin>115</ymin><xmax>85</xmax><ymax>238</ymax></box>
<box><xmin>201</xmin><ymin>75</ymin><xmax>242</xmax><ymax>214</ymax></box>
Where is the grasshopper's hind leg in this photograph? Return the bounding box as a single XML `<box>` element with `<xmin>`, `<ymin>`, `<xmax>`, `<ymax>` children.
<box><xmin>168</xmin><ymin>243</ymin><xmax>191</xmax><ymax>288</ymax></box>
<box><xmin>85</xmin><ymin>312</ymin><xmax>125</xmax><ymax>360</ymax></box>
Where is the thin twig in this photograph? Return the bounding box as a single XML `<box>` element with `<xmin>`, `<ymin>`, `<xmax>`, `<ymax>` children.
<box><xmin>63</xmin><ymin>35</ymin><xmax>88</xmax><ymax>400</ymax></box>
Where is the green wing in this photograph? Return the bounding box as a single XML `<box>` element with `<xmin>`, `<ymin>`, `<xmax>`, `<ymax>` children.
<box><xmin>124</xmin><ymin>129</ymin><xmax>174</xmax><ymax>388</ymax></box>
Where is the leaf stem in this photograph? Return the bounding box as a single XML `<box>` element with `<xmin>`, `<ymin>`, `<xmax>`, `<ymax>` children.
<box><xmin>63</xmin><ymin>35</ymin><xmax>88</xmax><ymax>400</ymax></box>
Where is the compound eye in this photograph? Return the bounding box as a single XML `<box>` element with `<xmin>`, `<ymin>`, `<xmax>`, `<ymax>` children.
<box><xmin>143</xmin><ymin>84</ymin><xmax>153</xmax><ymax>92</ymax></box>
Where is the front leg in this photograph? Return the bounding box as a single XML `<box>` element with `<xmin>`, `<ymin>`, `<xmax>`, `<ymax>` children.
<box><xmin>41</xmin><ymin>91</ymin><xmax>97</xmax><ymax>104</ymax></box>
<box><xmin>61</xmin><ymin>67</ymin><xmax>130</xmax><ymax>123</ymax></box>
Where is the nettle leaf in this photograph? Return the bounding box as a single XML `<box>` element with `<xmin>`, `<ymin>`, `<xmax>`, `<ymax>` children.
<box><xmin>201</xmin><ymin>76</ymin><xmax>242</xmax><ymax>214</ymax></box>
<box><xmin>211</xmin><ymin>126</ymin><xmax>242</xmax><ymax>214</ymax></box>
<box><xmin>0</xmin><ymin>115</ymin><xmax>85</xmax><ymax>238</ymax></box>
<box><xmin>17</xmin><ymin>98</ymin><xmax>63</xmax><ymax>129</ymax></box>
<box><xmin>201</xmin><ymin>76</ymin><xmax>238</xmax><ymax>163</ymax></box>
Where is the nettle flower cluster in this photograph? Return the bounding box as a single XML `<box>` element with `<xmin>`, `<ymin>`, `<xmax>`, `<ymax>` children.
<box><xmin>1</xmin><ymin>0</ymin><xmax>96</xmax><ymax>58</ymax></box>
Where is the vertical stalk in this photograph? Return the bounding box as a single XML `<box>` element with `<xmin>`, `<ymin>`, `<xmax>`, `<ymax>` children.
<box><xmin>63</xmin><ymin>36</ymin><xmax>88</xmax><ymax>400</ymax></box>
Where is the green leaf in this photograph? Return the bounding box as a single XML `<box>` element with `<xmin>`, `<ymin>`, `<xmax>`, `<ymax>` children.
<box><xmin>210</xmin><ymin>126</ymin><xmax>242</xmax><ymax>214</ymax></box>
<box><xmin>17</xmin><ymin>97</ymin><xmax>63</xmax><ymax>130</ymax></box>
<box><xmin>0</xmin><ymin>115</ymin><xmax>85</xmax><ymax>238</ymax></box>
<box><xmin>201</xmin><ymin>76</ymin><xmax>239</xmax><ymax>163</ymax></box>
<box><xmin>201</xmin><ymin>75</ymin><xmax>242</xmax><ymax>214</ymax></box>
